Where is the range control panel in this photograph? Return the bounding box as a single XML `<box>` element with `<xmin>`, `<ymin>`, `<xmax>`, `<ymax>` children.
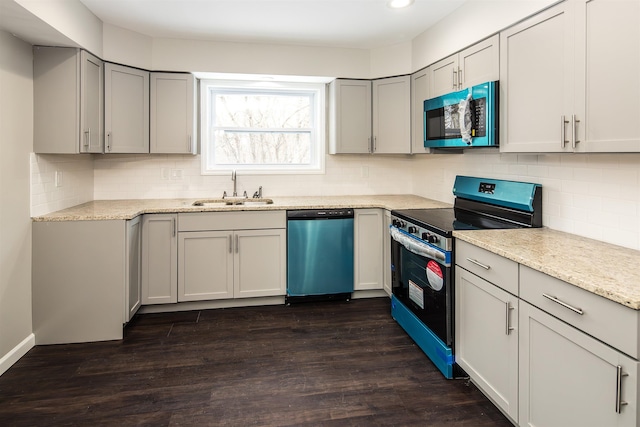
<box><xmin>390</xmin><ymin>215</ymin><xmax>452</xmax><ymax>252</ymax></box>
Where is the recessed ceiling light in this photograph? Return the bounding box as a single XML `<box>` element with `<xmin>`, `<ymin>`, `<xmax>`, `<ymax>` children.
<box><xmin>388</xmin><ymin>0</ymin><xmax>415</xmax><ymax>9</ymax></box>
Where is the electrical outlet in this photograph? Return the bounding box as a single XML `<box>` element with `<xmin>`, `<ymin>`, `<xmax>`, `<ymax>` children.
<box><xmin>161</xmin><ymin>168</ymin><xmax>170</xmax><ymax>180</ymax></box>
<box><xmin>171</xmin><ymin>169</ymin><xmax>183</xmax><ymax>180</ymax></box>
<box><xmin>54</xmin><ymin>170</ymin><xmax>63</xmax><ymax>187</ymax></box>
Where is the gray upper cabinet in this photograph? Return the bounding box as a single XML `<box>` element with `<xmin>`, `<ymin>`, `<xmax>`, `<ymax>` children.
<box><xmin>104</xmin><ymin>63</ymin><xmax>150</xmax><ymax>153</ymax></box>
<box><xmin>329</xmin><ymin>76</ymin><xmax>410</xmax><ymax>154</ymax></box>
<box><xmin>150</xmin><ymin>72</ymin><xmax>198</xmax><ymax>154</ymax></box>
<box><xmin>410</xmin><ymin>68</ymin><xmax>430</xmax><ymax>154</ymax></box>
<box><xmin>372</xmin><ymin>75</ymin><xmax>411</xmax><ymax>154</ymax></box>
<box><xmin>329</xmin><ymin>79</ymin><xmax>372</xmax><ymax>154</ymax></box>
<box><xmin>429</xmin><ymin>35</ymin><xmax>499</xmax><ymax>98</ymax></box>
<box><xmin>34</xmin><ymin>47</ymin><xmax>104</xmax><ymax>154</ymax></box>
<box><xmin>500</xmin><ymin>0</ymin><xmax>640</xmax><ymax>153</ymax></box>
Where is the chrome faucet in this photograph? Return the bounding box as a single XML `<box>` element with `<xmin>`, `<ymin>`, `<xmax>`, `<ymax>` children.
<box><xmin>231</xmin><ymin>170</ymin><xmax>237</xmax><ymax>197</ymax></box>
<box><xmin>253</xmin><ymin>186</ymin><xmax>263</xmax><ymax>199</ymax></box>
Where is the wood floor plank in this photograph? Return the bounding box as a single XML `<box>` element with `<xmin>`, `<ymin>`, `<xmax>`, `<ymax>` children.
<box><xmin>0</xmin><ymin>298</ymin><xmax>512</xmax><ymax>426</ymax></box>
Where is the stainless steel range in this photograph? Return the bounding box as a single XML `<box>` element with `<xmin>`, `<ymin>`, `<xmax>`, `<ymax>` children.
<box><xmin>390</xmin><ymin>175</ymin><xmax>542</xmax><ymax>378</ymax></box>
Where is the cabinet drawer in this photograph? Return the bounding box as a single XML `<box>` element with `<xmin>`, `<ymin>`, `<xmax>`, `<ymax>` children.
<box><xmin>455</xmin><ymin>240</ymin><xmax>518</xmax><ymax>295</ymax></box>
<box><xmin>178</xmin><ymin>211</ymin><xmax>286</xmax><ymax>231</ymax></box>
<box><xmin>520</xmin><ymin>265</ymin><xmax>639</xmax><ymax>359</ymax></box>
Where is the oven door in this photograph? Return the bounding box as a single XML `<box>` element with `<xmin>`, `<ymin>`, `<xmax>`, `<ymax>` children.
<box><xmin>390</xmin><ymin>227</ymin><xmax>452</xmax><ymax>346</ymax></box>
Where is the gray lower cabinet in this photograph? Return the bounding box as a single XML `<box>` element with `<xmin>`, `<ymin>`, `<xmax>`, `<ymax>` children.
<box><xmin>125</xmin><ymin>216</ymin><xmax>142</xmax><ymax>321</ymax></box>
<box><xmin>354</xmin><ymin>209</ymin><xmax>384</xmax><ymax>291</ymax></box>
<box><xmin>455</xmin><ymin>241</ymin><xmax>519</xmax><ymax>423</ymax></box>
<box><xmin>456</xmin><ymin>239</ymin><xmax>639</xmax><ymax>427</ymax></box>
<box><xmin>32</xmin><ymin>220</ymin><xmax>129</xmax><ymax>344</ymax></box>
<box><xmin>141</xmin><ymin>214</ymin><xmax>178</xmax><ymax>304</ymax></box>
<box><xmin>519</xmin><ymin>300</ymin><xmax>638</xmax><ymax>427</ymax></box>
<box><xmin>177</xmin><ymin>211</ymin><xmax>287</xmax><ymax>302</ymax></box>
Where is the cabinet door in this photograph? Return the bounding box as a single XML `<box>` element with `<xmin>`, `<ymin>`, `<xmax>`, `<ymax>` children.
<box><xmin>455</xmin><ymin>267</ymin><xmax>518</xmax><ymax>423</ymax></box>
<box><xmin>410</xmin><ymin>68</ymin><xmax>430</xmax><ymax>154</ymax></box>
<box><xmin>234</xmin><ymin>229</ymin><xmax>286</xmax><ymax>298</ymax></box>
<box><xmin>105</xmin><ymin>63</ymin><xmax>150</xmax><ymax>153</ymax></box>
<box><xmin>354</xmin><ymin>209</ymin><xmax>383</xmax><ymax>291</ymax></box>
<box><xmin>519</xmin><ymin>301</ymin><xmax>638</xmax><ymax>427</ymax></box>
<box><xmin>382</xmin><ymin>210</ymin><xmax>392</xmax><ymax>296</ymax></box>
<box><xmin>574</xmin><ymin>0</ymin><xmax>640</xmax><ymax>152</ymax></box>
<box><xmin>499</xmin><ymin>3</ymin><xmax>575</xmax><ymax>153</ymax></box>
<box><xmin>459</xmin><ymin>34</ymin><xmax>499</xmax><ymax>90</ymax></box>
<box><xmin>125</xmin><ymin>216</ymin><xmax>141</xmax><ymax>322</ymax></box>
<box><xmin>141</xmin><ymin>214</ymin><xmax>178</xmax><ymax>304</ymax></box>
<box><xmin>150</xmin><ymin>72</ymin><xmax>197</xmax><ymax>154</ymax></box>
<box><xmin>178</xmin><ymin>231</ymin><xmax>234</xmax><ymax>301</ymax></box>
<box><xmin>372</xmin><ymin>76</ymin><xmax>411</xmax><ymax>154</ymax></box>
<box><xmin>429</xmin><ymin>54</ymin><xmax>459</xmax><ymax>98</ymax></box>
<box><xmin>328</xmin><ymin>79</ymin><xmax>372</xmax><ymax>154</ymax></box>
<box><xmin>80</xmin><ymin>50</ymin><xmax>104</xmax><ymax>153</ymax></box>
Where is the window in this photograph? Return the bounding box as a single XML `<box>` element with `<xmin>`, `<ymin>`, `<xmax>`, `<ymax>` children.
<box><xmin>200</xmin><ymin>79</ymin><xmax>326</xmax><ymax>174</ymax></box>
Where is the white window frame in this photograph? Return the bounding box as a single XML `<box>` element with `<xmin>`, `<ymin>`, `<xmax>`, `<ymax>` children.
<box><xmin>200</xmin><ymin>79</ymin><xmax>326</xmax><ymax>175</ymax></box>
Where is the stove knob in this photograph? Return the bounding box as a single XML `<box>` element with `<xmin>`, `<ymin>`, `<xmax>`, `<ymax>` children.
<box><xmin>408</xmin><ymin>226</ymin><xmax>417</xmax><ymax>234</ymax></box>
<box><xmin>421</xmin><ymin>232</ymin><xmax>430</xmax><ymax>241</ymax></box>
<box><xmin>427</xmin><ymin>234</ymin><xmax>439</xmax><ymax>244</ymax></box>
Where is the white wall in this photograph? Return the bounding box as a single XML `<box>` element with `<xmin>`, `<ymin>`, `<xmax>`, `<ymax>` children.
<box><xmin>412</xmin><ymin>152</ymin><xmax>640</xmax><ymax>250</ymax></box>
<box><xmin>412</xmin><ymin>0</ymin><xmax>558</xmax><ymax>70</ymax></box>
<box><xmin>15</xmin><ymin>0</ymin><xmax>103</xmax><ymax>56</ymax></box>
<box><xmin>92</xmin><ymin>154</ymin><xmax>414</xmax><ymax>200</ymax></box>
<box><xmin>0</xmin><ymin>31</ymin><xmax>34</xmax><ymax>374</ymax></box>
<box><xmin>102</xmin><ymin>23</ymin><xmax>152</xmax><ymax>70</ymax></box>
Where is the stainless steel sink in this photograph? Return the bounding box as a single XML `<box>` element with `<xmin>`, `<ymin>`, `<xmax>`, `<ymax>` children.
<box><xmin>192</xmin><ymin>198</ymin><xmax>273</xmax><ymax>207</ymax></box>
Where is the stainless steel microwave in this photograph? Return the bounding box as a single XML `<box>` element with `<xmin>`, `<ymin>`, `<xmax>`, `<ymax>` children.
<box><xmin>423</xmin><ymin>81</ymin><xmax>498</xmax><ymax>149</ymax></box>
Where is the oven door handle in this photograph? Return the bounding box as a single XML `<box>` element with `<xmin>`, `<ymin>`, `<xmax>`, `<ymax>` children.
<box><xmin>390</xmin><ymin>227</ymin><xmax>448</xmax><ymax>264</ymax></box>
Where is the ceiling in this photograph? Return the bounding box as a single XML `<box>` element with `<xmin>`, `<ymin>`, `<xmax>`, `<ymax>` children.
<box><xmin>78</xmin><ymin>0</ymin><xmax>466</xmax><ymax>49</ymax></box>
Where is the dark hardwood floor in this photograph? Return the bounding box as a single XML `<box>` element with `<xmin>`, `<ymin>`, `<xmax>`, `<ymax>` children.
<box><xmin>0</xmin><ymin>298</ymin><xmax>512</xmax><ymax>426</ymax></box>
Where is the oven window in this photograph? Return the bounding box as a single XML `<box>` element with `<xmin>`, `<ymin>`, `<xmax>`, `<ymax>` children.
<box><xmin>395</xmin><ymin>245</ymin><xmax>450</xmax><ymax>344</ymax></box>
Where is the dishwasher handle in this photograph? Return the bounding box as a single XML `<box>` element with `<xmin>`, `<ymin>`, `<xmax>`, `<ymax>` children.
<box><xmin>287</xmin><ymin>209</ymin><xmax>354</xmax><ymax>219</ymax></box>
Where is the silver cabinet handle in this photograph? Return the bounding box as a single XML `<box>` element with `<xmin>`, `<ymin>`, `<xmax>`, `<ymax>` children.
<box><xmin>466</xmin><ymin>258</ymin><xmax>490</xmax><ymax>270</ymax></box>
<box><xmin>373</xmin><ymin>136</ymin><xmax>377</xmax><ymax>152</ymax></box>
<box><xmin>172</xmin><ymin>217</ymin><xmax>176</xmax><ymax>237</ymax></box>
<box><xmin>561</xmin><ymin>115</ymin><xmax>570</xmax><ymax>148</ymax></box>
<box><xmin>368</xmin><ymin>137</ymin><xmax>372</xmax><ymax>153</ymax></box>
<box><xmin>228</xmin><ymin>235</ymin><xmax>232</xmax><ymax>253</ymax></box>
<box><xmin>84</xmin><ymin>128</ymin><xmax>91</xmax><ymax>148</ymax></box>
<box><xmin>458</xmin><ymin>67</ymin><xmax>462</xmax><ymax>89</ymax></box>
<box><xmin>542</xmin><ymin>293</ymin><xmax>584</xmax><ymax>315</ymax></box>
<box><xmin>616</xmin><ymin>365</ymin><xmax>629</xmax><ymax>414</ymax></box>
<box><xmin>235</xmin><ymin>234</ymin><xmax>239</xmax><ymax>253</ymax></box>
<box><xmin>452</xmin><ymin>69</ymin><xmax>457</xmax><ymax>90</ymax></box>
<box><xmin>572</xmin><ymin>114</ymin><xmax>580</xmax><ymax>148</ymax></box>
<box><xmin>505</xmin><ymin>302</ymin><xmax>514</xmax><ymax>335</ymax></box>
<box><xmin>106</xmin><ymin>131</ymin><xmax>112</xmax><ymax>152</ymax></box>
<box><xmin>188</xmin><ymin>134</ymin><xmax>192</xmax><ymax>152</ymax></box>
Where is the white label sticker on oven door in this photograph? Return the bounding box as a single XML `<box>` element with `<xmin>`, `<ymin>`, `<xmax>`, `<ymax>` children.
<box><xmin>408</xmin><ymin>280</ymin><xmax>425</xmax><ymax>309</ymax></box>
<box><xmin>426</xmin><ymin>260</ymin><xmax>444</xmax><ymax>291</ymax></box>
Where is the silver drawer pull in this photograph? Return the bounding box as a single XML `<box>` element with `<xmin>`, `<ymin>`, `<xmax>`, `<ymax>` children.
<box><xmin>542</xmin><ymin>293</ymin><xmax>584</xmax><ymax>315</ymax></box>
<box><xmin>466</xmin><ymin>258</ymin><xmax>490</xmax><ymax>270</ymax></box>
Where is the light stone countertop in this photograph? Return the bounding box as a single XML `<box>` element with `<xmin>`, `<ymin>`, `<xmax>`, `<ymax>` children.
<box><xmin>453</xmin><ymin>228</ymin><xmax>640</xmax><ymax>310</ymax></box>
<box><xmin>31</xmin><ymin>195</ymin><xmax>452</xmax><ymax>222</ymax></box>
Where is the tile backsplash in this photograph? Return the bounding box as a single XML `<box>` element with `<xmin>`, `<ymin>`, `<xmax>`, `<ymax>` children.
<box><xmin>30</xmin><ymin>154</ymin><xmax>94</xmax><ymax>217</ymax></box>
<box><xmin>31</xmin><ymin>151</ymin><xmax>640</xmax><ymax>251</ymax></box>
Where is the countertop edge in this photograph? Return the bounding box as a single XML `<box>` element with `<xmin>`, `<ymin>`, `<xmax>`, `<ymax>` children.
<box><xmin>453</xmin><ymin>229</ymin><xmax>640</xmax><ymax>311</ymax></box>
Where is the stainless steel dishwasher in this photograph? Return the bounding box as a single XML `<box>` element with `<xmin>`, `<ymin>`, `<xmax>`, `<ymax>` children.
<box><xmin>286</xmin><ymin>209</ymin><xmax>354</xmax><ymax>303</ymax></box>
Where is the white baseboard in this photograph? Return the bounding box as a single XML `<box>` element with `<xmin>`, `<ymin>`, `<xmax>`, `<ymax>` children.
<box><xmin>0</xmin><ymin>333</ymin><xmax>35</xmax><ymax>376</ymax></box>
